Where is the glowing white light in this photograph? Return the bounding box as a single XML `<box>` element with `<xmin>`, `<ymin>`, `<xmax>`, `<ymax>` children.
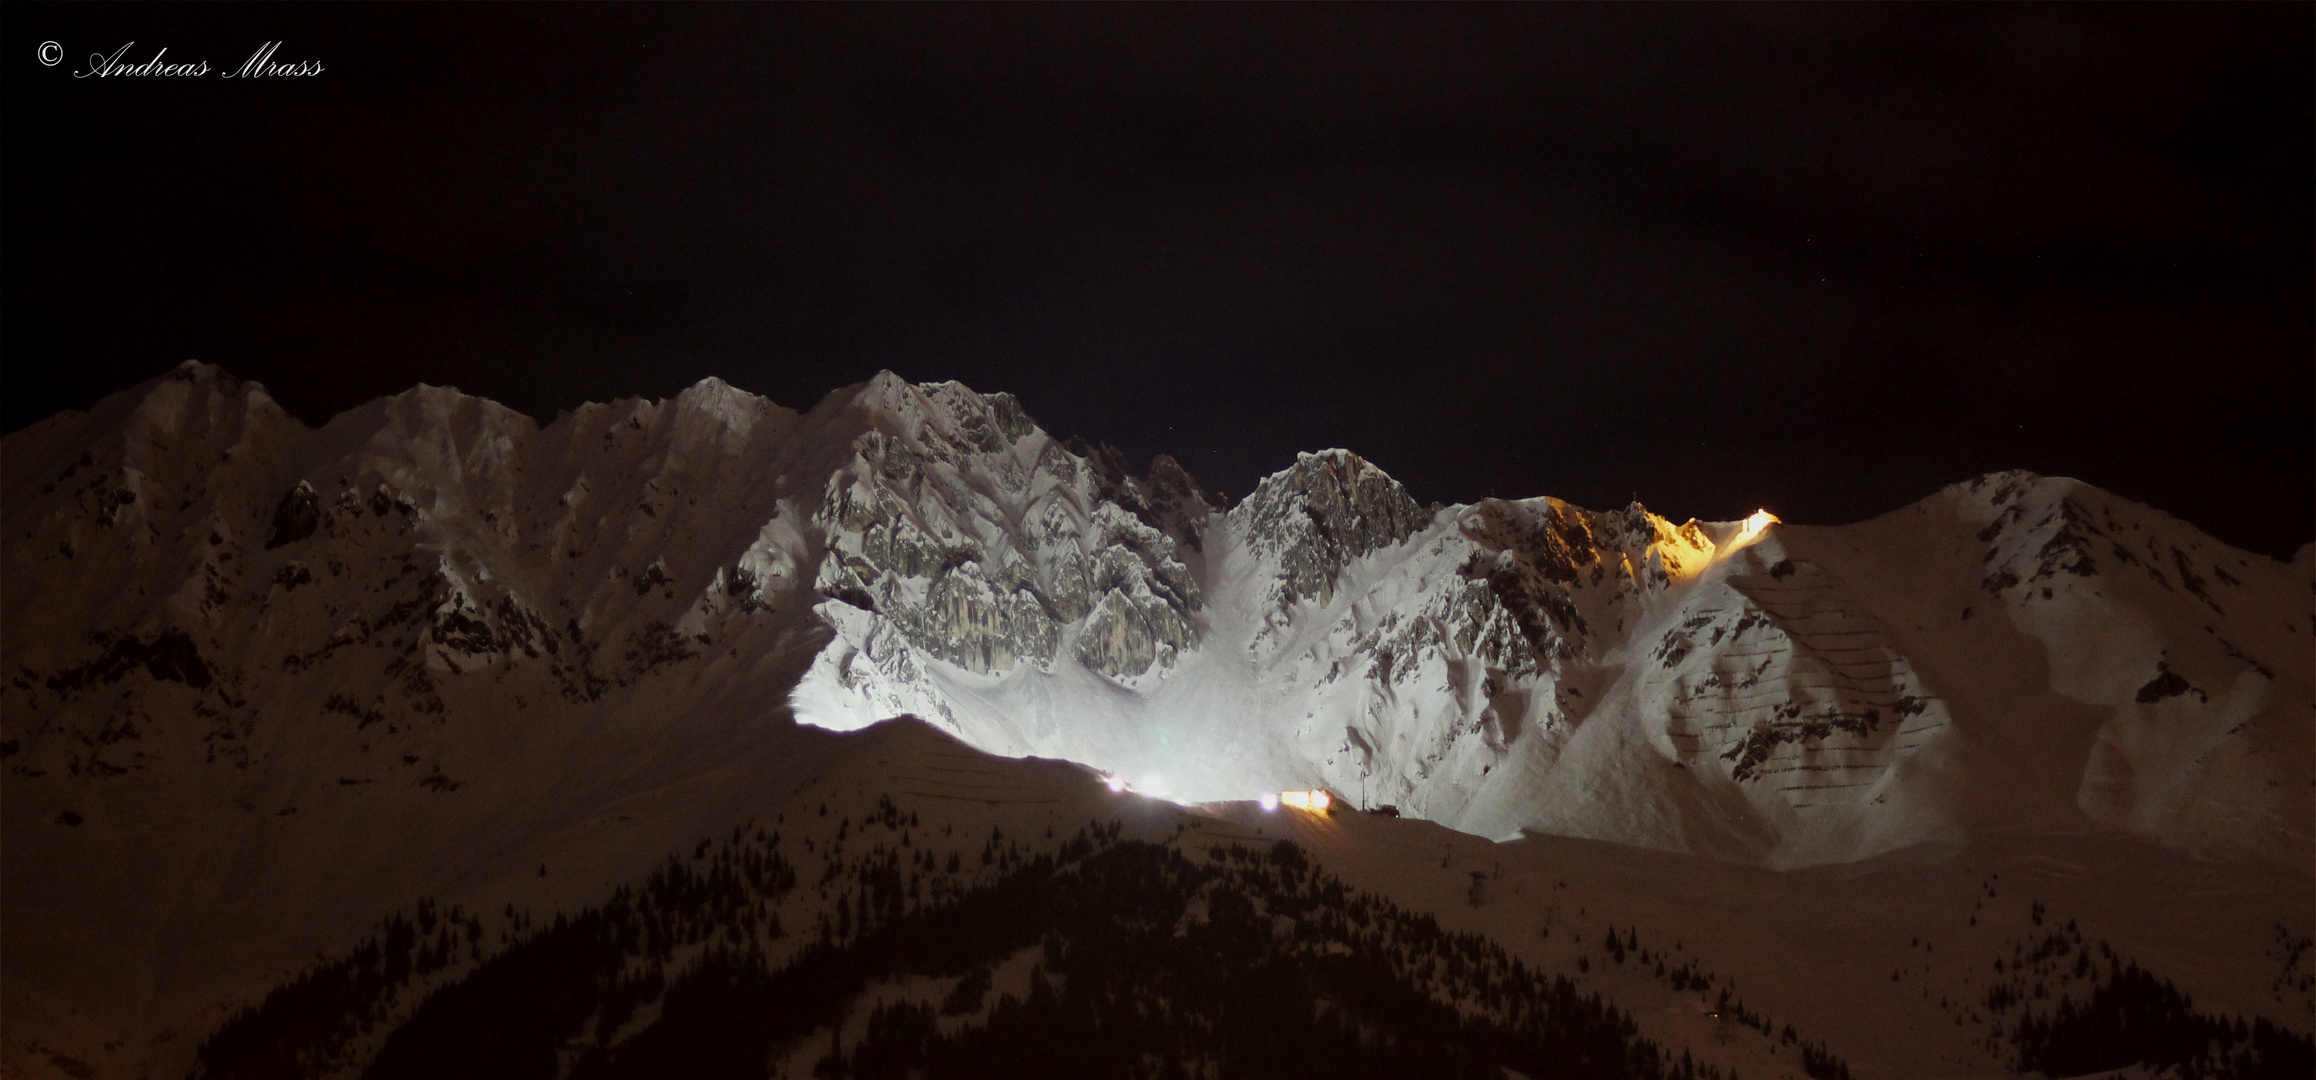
<box><xmin>1278</xmin><ymin>790</ymin><xmax>1333</xmax><ymax>812</ymax></box>
<box><xmin>1259</xmin><ymin>793</ymin><xmax>1280</xmax><ymax>812</ymax></box>
<box><xmin>1140</xmin><ymin>775</ymin><xmax>1166</xmax><ymax>798</ymax></box>
<box><xmin>1104</xmin><ymin>774</ymin><xmax>1126</xmax><ymax>793</ymax></box>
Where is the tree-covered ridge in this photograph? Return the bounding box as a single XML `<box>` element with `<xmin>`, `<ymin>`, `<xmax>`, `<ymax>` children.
<box><xmin>188</xmin><ymin>898</ymin><xmax>486</xmax><ymax>1079</ymax></box>
<box><xmin>192</xmin><ymin>795</ymin><xmax>1765</xmax><ymax>1080</ymax></box>
<box><xmin>188</xmin><ymin>781</ymin><xmax>2313</xmax><ymax>1080</ymax></box>
<box><xmin>1983</xmin><ymin>902</ymin><xmax>2313</xmax><ymax>1080</ymax></box>
<box><xmin>1911</xmin><ymin>881</ymin><xmax>2314</xmax><ymax>1080</ymax></box>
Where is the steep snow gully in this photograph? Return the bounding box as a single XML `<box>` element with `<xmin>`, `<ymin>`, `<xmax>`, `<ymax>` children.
<box><xmin>4</xmin><ymin>364</ymin><xmax>2309</xmax><ymax>1079</ymax></box>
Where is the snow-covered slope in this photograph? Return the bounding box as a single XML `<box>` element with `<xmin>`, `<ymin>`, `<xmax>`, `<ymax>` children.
<box><xmin>788</xmin><ymin>411</ymin><xmax>2310</xmax><ymax>871</ymax></box>
<box><xmin>1198</xmin><ymin>467</ymin><xmax>2313</xmax><ymax>869</ymax></box>
<box><xmin>4</xmin><ymin>364</ymin><xmax>2308</xmax><ymax>1078</ymax></box>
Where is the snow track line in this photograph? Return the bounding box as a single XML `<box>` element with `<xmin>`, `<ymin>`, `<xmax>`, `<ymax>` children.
<box><xmin>893</xmin><ymin>791</ymin><xmax>1066</xmax><ymax>806</ymax></box>
<box><xmin>1687</xmin><ymin>686</ymin><xmax>1932</xmax><ymax>707</ymax></box>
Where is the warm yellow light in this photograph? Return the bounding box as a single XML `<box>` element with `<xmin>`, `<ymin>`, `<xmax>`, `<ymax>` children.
<box><xmin>1277</xmin><ymin>790</ymin><xmax>1331</xmax><ymax>812</ymax></box>
<box><xmin>1723</xmin><ymin>509</ymin><xmax>1778</xmax><ymax>550</ymax></box>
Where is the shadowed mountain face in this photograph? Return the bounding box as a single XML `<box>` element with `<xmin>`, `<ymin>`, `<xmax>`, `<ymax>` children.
<box><xmin>3</xmin><ymin>365</ymin><xmax>2309</xmax><ymax>1079</ymax></box>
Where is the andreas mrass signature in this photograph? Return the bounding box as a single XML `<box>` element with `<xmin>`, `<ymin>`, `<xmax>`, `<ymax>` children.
<box><xmin>40</xmin><ymin>41</ymin><xmax>323</xmax><ymax>79</ymax></box>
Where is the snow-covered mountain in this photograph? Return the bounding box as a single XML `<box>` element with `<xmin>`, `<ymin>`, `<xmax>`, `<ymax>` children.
<box><xmin>4</xmin><ymin>364</ymin><xmax>2309</xmax><ymax>1079</ymax></box>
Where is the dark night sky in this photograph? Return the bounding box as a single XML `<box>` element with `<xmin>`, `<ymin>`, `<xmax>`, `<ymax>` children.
<box><xmin>5</xmin><ymin>5</ymin><xmax>2309</xmax><ymax>556</ymax></box>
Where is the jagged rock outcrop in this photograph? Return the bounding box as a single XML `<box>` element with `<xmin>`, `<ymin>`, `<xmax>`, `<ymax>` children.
<box><xmin>799</xmin><ymin>376</ymin><xmax>1206</xmax><ymax>722</ymax></box>
<box><xmin>264</xmin><ymin>481</ymin><xmax>320</xmax><ymax>549</ymax></box>
<box><xmin>1235</xmin><ymin>449</ymin><xmax>1429</xmax><ymax>609</ymax></box>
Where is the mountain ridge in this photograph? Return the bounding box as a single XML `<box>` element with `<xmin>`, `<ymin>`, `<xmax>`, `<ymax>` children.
<box><xmin>4</xmin><ymin>362</ymin><xmax>2308</xmax><ymax>1077</ymax></box>
<box><xmin>7</xmin><ymin>362</ymin><xmax>2306</xmax><ymax>867</ymax></box>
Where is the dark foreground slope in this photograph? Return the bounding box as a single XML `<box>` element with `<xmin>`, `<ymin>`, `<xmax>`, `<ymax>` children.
<box><xmin>14</xmin><ymin>709</ymin><xmax>2311</xmax><ymax>1080</ymax></box>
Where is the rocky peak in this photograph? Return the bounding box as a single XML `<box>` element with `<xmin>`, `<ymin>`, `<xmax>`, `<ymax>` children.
<box><xmin>826</xmin><ymin>372</ymin><xmax>1033</xmax><ymax>461</ymax></box>
<box><xmin>113</xmin><ymin>362</ymin><xmax>294</xmax><ymax>471</ymax></box>
<box><xmin>1233</xmin><ymin>449</ymin><xmax>1429</xmax><ymax>607</ymax></box>
<box><xmin>1459</xmin><ymin>497</ymin><xmax>1605</xmax><ymax>584</ymax></box>
<box><xmin>1062</xmin><ymin>438</ymin><xmax>1215</xmax><ymax>553</ymax></box>
<box><xmin>799</xmin><ymin>377</ymin><xmax>1205</xmax><ymax>691</ymax></box>
<box><xmin>1944</xmin><ymin>470</ymin><xmax>2289</xmax><ymax>640</ymax></box>
<box><xmin>663</xmin><ymin>377</ymin><xmax>797</xmax><ymax>455</ymax></box>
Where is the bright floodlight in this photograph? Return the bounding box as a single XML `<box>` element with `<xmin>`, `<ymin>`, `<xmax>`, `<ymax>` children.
<box><xmin>1259</xmin><ymin>793</ymin><xmax>1280</xmax><ymax>812</ymax></box>
<box><xmin>1104</xmin><ymin>774</ymin><xmax>1126</xmax><ymax>793</ymax></box>
<box><xmin>1276</xmin><ymin>789</ymin><xmax>1332</xmax><ymax>813</ymax></box>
